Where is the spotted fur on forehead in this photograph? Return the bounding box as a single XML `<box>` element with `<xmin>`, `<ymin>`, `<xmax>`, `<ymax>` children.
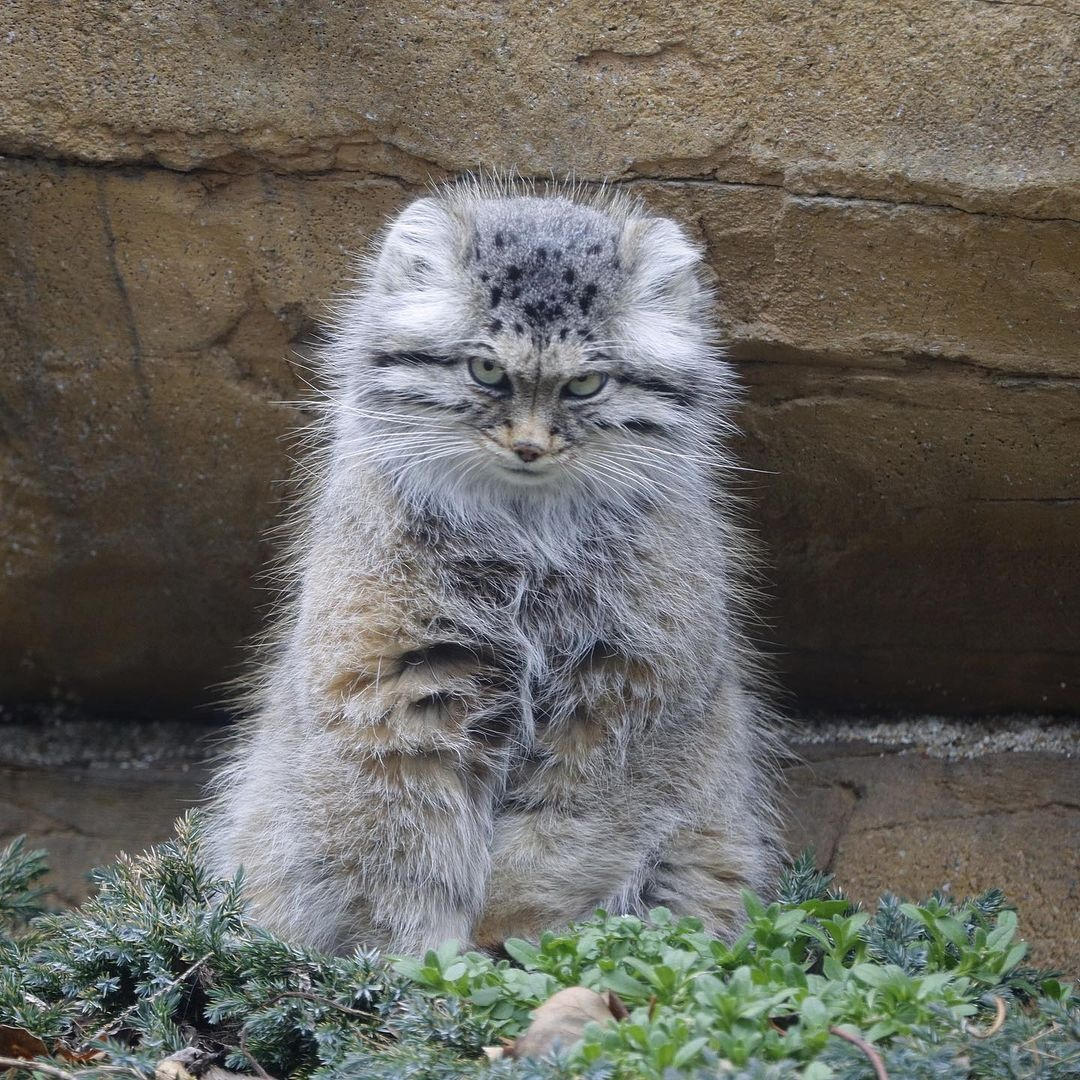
<box><xmin>467</xmin><ymin>197</ymin><xmax>622</xmax><ymax>342</ymax></box>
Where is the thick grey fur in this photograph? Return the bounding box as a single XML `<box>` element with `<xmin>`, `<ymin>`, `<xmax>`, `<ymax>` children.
<box><xmin>205</xmin><ymin>176</ymin><xmax>783</xmax><ymax>956</ymax></box>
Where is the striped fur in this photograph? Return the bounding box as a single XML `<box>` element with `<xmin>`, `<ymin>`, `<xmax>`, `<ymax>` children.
<box><xmin>205</xmin><ymin>177</ymin><xmax>783</xmax><ymax>955</ymax></box>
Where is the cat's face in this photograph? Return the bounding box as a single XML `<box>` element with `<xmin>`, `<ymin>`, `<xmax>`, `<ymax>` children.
<box><xmin>329</xmin><ymin>190</ymin><xmax>725</xmax><ymax>516</ymax></box>
<box><xmin>359</xmin><ymin>331</ymin><xmax>694</xmax><ymax>496</ymax></box>
<box><xmin>450</xmin><ymin>338</ymin><xmax>624</xmax><ymax>484</ymax></box>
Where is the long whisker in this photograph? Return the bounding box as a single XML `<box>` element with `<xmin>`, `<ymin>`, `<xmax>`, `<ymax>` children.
<box><xmin>578</xmin><ymin>456</ymin><xmax>677</xmax><ymax>508</ymax></box>
<box><xmin>601</xmin><ymin>445</ymin><xmax>771</xmax><ymax>475</ymax></box>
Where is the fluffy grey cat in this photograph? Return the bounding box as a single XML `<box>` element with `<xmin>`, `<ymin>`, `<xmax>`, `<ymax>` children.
<box><xmin>206</xmin><ymin>178</ymin><xmax>782</xmax><ymax>956</ymax></box>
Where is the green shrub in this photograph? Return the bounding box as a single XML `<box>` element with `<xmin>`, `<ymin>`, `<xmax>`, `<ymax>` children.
<box><xmin>0</xmin><ymin>817</ymin><xmax>1076</xmax><ymax>1079</ymax></box>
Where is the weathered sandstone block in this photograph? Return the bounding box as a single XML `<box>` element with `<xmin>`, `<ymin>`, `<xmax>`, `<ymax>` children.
<box><xmin>2</xmin><ymin>1</ymin><xmax>1076</xmax><ymax>217</ymax></box>
<box><xmin>0</xmin><ymin>0</ymin><xmax>1077</xmax><ymax>711</ymax></box>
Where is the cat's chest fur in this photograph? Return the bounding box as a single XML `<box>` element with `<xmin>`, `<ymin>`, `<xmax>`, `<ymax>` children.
<box><xmin>441</xmin><ymin>553</ymin><xmax>623</xmax><ymax>668</ymax></box>
<box><xmin>436</xmin><ymin>542</ymin><xmax>649</xmax><ymax>761</ymax></box>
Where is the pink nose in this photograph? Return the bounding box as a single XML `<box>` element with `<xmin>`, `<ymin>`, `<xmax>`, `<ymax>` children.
<box><xmin>513</xmin><ymin>441</ymin><xmax>544</xmax><ymax>463</ymax></box>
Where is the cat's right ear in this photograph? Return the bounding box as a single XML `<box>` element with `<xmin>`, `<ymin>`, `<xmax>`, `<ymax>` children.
<box><xmin>618</xmin><ymin>215</ymin><xmax>708</xmax><ymax>320</ymax></box>
<box><xmin>369</xmin><ymin>197</ymin><xmax>464</xmax><ymax>296</ymax></box>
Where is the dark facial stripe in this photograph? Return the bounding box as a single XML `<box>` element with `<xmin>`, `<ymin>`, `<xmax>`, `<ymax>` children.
<box><xmin>619</xmin><ymin>373</ymin><xmax>697</xmax><ymax>407</ymax></box>
<box><xmin>366</xmin><ymin>386</ymin><xmax>473</xmax><ymax>413</ymax></box>
<box><xmin>370</xmin><ymin>351</ymin><xmax>455</xmax><ymax>367</ymax></box>
<box><xmin>596</xmin><ymin>418</ymin><xmax>669</xmax><ymax>436</ymax></box>
<box><xmin>619</xmin><ymin>418</ymin><xmax>669</xmax><ymax>436</ymax></box>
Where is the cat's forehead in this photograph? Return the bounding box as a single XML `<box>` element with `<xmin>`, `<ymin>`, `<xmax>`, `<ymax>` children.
<box><xmin>494</xmin><ymin>332</ymin><xmax>594</xmax><ymax>381</ymax></box>
<box><xmin>466</xmin><ymin>197</ymin><xmax>623</xmax><ymax>344</ymax></box>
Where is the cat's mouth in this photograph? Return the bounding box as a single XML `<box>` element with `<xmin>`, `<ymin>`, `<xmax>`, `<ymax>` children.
<box><xmin>498</xmin><ymin>458</ymin><xmax>558</xmax><ymax>480</ymax></box>
<box><xmin>482</xmin><ymin>437</ymin><xmax>564</xmax><ymax>480</ymax></box>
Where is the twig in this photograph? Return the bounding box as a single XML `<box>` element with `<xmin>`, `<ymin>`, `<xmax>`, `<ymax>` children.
<box><xmin>0</xmin><ymin>1058</ymin><xmax>78</xmax><ymax>1080</ymax></box>
<box><xmin>829</xmin><ymin>1026</ymin><xmax>889</xmax><ymax>1080</ymax></box>
<box><xmin>265</xmin><ymin>994</ymin><xmax>395</xmax><ymax>1051</ymax></box>
<box><xmin>84</xmin><ymin>953</ymin><xmax>214</xmax><ymax>1048</ymax></box>
<box><xmin>236</xmin><ymin>1033</ymin><xmax>276</xmax><ymax>1080</ymax></box>
<box><xmin>1015</xmin><ymin>1018</ymin><xmax>1056</xmax><ymax>1070</ymax></box>
<box><xmin>0</xmin><ymin>1059</ymin><xmax>135</xmax><ymax>1080</ymax></box>
<box><xmin>265</xmin><ymin>991</ymin><xmax>372</xmax><ymax>1018</ymax></box>
<box><xmin>964</xmin><ymin>995</ymin><xmax>1007</xmax><ymax>1039</ymax></box>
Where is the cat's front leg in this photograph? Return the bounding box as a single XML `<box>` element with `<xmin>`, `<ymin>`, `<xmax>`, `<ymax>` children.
<box><xmin>475</xmin><ymin>644</ymin><xmax>672</xmax><ymax>945</ymax></box>
<box><xmin>318</xmin><ymin>640</ymin><xmax>518</xmax><ymax>954</ymax></box>
<box><xmin>215</xmin><ymin>637</ymin><xmax>514</xmax><ymax>956</ymax></box>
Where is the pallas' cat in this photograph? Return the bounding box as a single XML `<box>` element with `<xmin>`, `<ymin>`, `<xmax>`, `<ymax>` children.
<box><xmin>207</xmin><ymin>179</ymin><xmax>781</xmax><ymax>955</ymax></box>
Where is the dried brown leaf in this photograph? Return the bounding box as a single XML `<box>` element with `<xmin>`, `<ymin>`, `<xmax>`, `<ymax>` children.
<box><xmin>0</xmin><ymin>1025</ymin><xmax>49</xmax><ymax>1061</ymax></box>
<box><xmin>201</xmin><ymin>1066</ymin><xmax>251</xmax><ymax>1080</ymax></box>
<box><xmin>154</xmin><ymin>1047</ymin><xmax>231</xmax><ymax>1080</ymax></box>
<box><xmin>504</xmin><ymin>986</ymin><xmax>624</xmax><ymax>1060</ymax></box>
<box><xmin>155</xmin><ymin>1059</ymin><xmax>198</xmax><ymax>1080</ymax></box>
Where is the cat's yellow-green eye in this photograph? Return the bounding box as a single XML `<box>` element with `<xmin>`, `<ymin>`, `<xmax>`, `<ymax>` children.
<box><xmin>563</xmin><ymin>372</ymin><xmax>608</xmax><ymax>399</ymax></box>
<box><xmin>469</xmin><ymin>356</ymin><xmax>509</xmax><ymax>388</ymax></box>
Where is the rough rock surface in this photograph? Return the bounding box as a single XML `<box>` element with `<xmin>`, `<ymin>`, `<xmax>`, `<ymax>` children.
<box><xmin>1</xmin><ymin>1</ymin><xmax>1078</xmax><ymax>712</ymax></box>
<box><xmin>2</xmin><ymin>712</ymin><xmax>1076</xmax><ymax>973</ymax></box>
<box><xmin>787</xmin><ymin>730</ymin><xmax>1080</xmax><ymax>974</ymax></box>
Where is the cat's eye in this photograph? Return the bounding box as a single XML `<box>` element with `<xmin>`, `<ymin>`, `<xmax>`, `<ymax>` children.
<box><xmin>468</xmin><ymin>356</ymin><xmax>510</xmax><ymax>390</ymax></box>
<box><xmin>563</xmin><ymin>372</ymin><xmax>608</xmax><ymax>399</ymax></box>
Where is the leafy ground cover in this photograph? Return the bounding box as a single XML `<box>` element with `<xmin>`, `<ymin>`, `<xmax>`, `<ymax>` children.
<box><xmin>0</xmin><ymin>813</ymin><xmax>1076</xmax><ymax>1079</ymax></box>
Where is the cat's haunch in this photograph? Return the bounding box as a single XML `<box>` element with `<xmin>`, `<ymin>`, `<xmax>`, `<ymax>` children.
<box><xmin>205</xmin><ymin>177</ymin><xmax>783</xmax><ymax>955</ymax></box>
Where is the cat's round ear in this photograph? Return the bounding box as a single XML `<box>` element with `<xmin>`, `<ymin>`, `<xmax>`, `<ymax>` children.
<box><xmin>369</xmin><ymin>197</ymin><xmax>463</xmax><ymax>295</ymax></box>
<box><xmin>618</xmin><ymin>215</ymin><xmax>708</xmax><ymax>317</ymax></box>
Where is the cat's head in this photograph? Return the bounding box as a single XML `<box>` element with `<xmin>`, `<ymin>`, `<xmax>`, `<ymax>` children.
<box><xmin>323</xmin><ymin>182</ymin><xmax>735</xmax><ymax>523</ymax></box>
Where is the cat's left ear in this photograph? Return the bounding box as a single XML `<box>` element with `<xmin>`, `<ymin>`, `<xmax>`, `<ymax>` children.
<box><xmin>618</xmin><ymin>215</ymin><xmax>709</xmax><ymax>319</ymax></box>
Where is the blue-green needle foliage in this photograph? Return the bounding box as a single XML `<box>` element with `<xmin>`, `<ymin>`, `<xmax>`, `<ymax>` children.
<box><xmin>0</xmin><ymin>821</ymin><xmax>1076</xmax><ymax>1079</ymax></box>
<box><xmin>0</xmin><ymin>835</ymin><xmax>48</xmax><ymax>928</ymax></box>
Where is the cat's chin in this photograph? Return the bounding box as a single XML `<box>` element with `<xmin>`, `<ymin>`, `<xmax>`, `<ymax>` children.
<box><xmin>496</xmin><ymin>463</ymin><xmax>557</xmax><ymax>485</ymax></box>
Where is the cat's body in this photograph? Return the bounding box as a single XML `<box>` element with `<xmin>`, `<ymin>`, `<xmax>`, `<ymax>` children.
<box><xmin>206</xmin><ymin>180</ymin><xmax>782</xmax><ymax>955</ymax></box>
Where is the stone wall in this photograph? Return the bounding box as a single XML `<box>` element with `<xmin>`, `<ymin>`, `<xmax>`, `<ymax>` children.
<box><xmin>3</xmin><ymin>711</ymin><xmax>1077</xmax><ymax>971</ymax></box>
<box><xmin>2</xmin><ymin>1</ymin><xmax>1078</xmax><ymax>713</ymax></box>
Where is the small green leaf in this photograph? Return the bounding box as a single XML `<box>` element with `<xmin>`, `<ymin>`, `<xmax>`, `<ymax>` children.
<box><xmin>672</xmin><ymin>1036</ymin><xmax>710</xmax><ymax>1068</ymax></box>
<box><xmin>936</xmin><ymin>916</ymin><xmax>970</xmax><ymax>950</ymax></box>
<box><xmin>1003</xmin><ymin>942</ymin><xmax>1028</xmax><ymax>971</ymax></box>
<box><xmin>435</xmin><ymin>939</ymin><xmax>461</xmax><ymax>967</ymax></box>
<box><xmin>850</xmin><ymin>963</ymin><xmax>891</xmax><ymax>987</ymax></box>
<box><xmin>865</xmin><ymin>1018</ymin><xmax>899</xmax><ymax>1041</ymax></box>
<box><xmin>986</xmin><ymin>910</ymin><xmax>1018</xmax><ymax>951</ymax></box>
<box><xmin>502</xmin><ymin>937</ymin><xmax>541</xmax><ymax>968</ymax></box>
<box><xmin>773</xmin><ymin>909</ymin><xmax>807</xmax><ymax>935</ymax></box>
<box><xmin>742</xmin><ymin>890</ymin><xmax>768</xmax><ymax>920</ymax></box>
<box><xmin>917</xmin><ymin>971</ymin><xmax>955</xmax><ymax>997</ymax></box>
<box><xmin>822</xmin><ymin>955</ymin><xmax>847</xmax><ymax>981</ymax></box>
<box><xmin>799</xmin><ymin>995</ymin><xmax>830</xmax><ymax>1029</ymax></box>
<box><xmin>392</xmin><ymin>957</ymin><xmax>425</xmax><ymax>983</ymax></box>
<box><xmin>601</xmin><ymin>968</ymin><xmax>651</xmax><ymax>1000</ymax></box>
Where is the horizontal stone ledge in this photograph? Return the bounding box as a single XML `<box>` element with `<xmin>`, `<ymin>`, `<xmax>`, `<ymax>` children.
<box><xmin>2</xmin><ymin>0</ymin><xmax>1076</xmax><ymax>219</ymax></box>
<box><xmin>1</xmin><ymin>146</ymin><xmax>1077</xmax><ymax>226</ymax></box>
<box><xmin>1</xmin><ymin>709</ymin><xmax>1076</xmax><ymax>970</ymax></box>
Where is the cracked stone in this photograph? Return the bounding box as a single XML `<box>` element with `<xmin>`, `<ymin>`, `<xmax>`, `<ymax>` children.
<box><xmin>1</xmin><ymin>1</ymin><xmax>1077</xmax><ymax>219</ymax></box>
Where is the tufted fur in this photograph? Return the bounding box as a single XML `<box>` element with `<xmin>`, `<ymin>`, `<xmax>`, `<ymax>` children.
<box><xmin>205</xmin><ymin>177</ymin><xmax>783</xmax><ymax>955</ymax></box>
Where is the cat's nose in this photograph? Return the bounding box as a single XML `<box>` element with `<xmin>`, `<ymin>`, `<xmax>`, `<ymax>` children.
<box><xmin>512</xmin><ymin>441</ymin><xmax>544</xmax><ymax>463</ymax></box>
